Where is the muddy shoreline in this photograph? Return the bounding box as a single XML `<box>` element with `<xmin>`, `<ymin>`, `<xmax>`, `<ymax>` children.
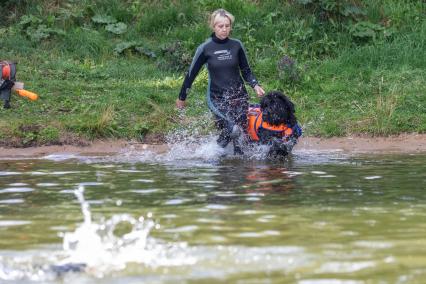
<box><xmin>1</xmin><ymin>134</ymin><xmax>425</xmax><ymax>158</ymax></box>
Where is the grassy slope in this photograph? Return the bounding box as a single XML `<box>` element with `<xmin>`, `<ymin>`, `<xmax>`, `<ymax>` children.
<box><xmin>0</xmin><ymin>0</ymin><xmax>425</xmax><ymax>146</ymax></box>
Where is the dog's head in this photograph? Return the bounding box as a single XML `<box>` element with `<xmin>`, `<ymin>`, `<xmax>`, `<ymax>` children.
<box><xmin>260</xmin><ymin>91</ymin><xmax>297</xmax><ymax>126</ymax></box>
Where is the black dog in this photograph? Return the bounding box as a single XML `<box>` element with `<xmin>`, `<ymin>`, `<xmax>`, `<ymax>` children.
<box><xmin>247</xmin><ymin>91</ymin><xmax>302</xmax><ymax>157</ymax></box>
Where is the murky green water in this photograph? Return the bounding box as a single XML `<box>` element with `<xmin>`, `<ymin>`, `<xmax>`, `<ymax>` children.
<box><xmin>1</xmin><ymin>150</ymin><xmax>426</xmax><ymax>283</ymax></box>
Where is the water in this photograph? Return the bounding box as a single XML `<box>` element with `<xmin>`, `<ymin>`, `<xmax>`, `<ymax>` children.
<box><xmin>1</xmin><ymin>143</ymin><xmax>426</xmax><ymax>283</ymax></box>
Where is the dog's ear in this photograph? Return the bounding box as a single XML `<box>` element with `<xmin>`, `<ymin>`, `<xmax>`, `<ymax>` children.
<box><xmin>280</xmin><ymin>94</ymin><xmax>298</xmax><ymax>125</ymax></box>
<box><xmin>279</xmin><ymin>94</ymin><xmax>295</xmax><ymax>114</ymax></box>
<box><xmin>260</xmin><ymin>93</ymin><xmax>271</xmax><ymax>110</ymax></box>
<box><xmin>261</xmin><ymin>91</ymin><xmax>288</xmax><ymax>126</ymax></box>
<box><xmin>280</xmin><ymin>94</ymin><xmax>298</xmax><ymax>126</ymax></box>
<box><xmin>261</xmin><ymin>91</ymin><xmax>298</xmax><ymax>126</ymax></box>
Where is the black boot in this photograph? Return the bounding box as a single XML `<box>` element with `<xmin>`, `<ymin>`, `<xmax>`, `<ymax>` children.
<box><xmin>217</xmin><ymin>131</ymin><xmax>231</xmax><ymax>148</ymax></box>
<box><xmin>232</xmin><ymin>125</ymin><xmax>244</xmax><ymax>155</ymax></box>
<box><xmin>233</xmin><ymin>142</ymin><xmax>244</xmax><ymax>155</ymax></box>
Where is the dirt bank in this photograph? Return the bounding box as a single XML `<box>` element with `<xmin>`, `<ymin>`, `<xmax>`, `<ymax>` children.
<box><xmin>296</xmin><ymin>134</ymin><xmax>426</xmax><ymax>154</ymax></box>
<box><xmin>0</xmin><ymin>134</ymin><xmax>425</xmax><ymax>158</ymax></box>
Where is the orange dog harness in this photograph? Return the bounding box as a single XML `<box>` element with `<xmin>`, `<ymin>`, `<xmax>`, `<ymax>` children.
<box><xmin>247</xmin><ymin>106</ymin><xmax>293</xmax><ymax>141</ymax></box>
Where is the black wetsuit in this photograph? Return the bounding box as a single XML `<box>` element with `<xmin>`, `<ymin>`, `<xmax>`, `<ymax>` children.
<box><xmin>178</xmin><ymin>33</ymin><xmax>259</xmax><ymax>147</ymax></box>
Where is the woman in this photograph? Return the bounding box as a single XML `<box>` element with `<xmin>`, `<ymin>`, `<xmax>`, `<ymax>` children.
<box><xmin>176</xmin><ymin>8</ymin><xmax>265</xmax><ymax>153</ymax></box>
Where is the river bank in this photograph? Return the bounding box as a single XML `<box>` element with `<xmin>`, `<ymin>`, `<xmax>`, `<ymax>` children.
<box><xmin>1</xmin><ymin>134</ymin><xmax>425</xmax><ymax>158</ymax></box>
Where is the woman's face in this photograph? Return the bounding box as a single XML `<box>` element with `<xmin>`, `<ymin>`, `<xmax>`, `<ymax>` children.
<box><xmin>213</xmin><ymin>16</ymin><xmax>231</xmax><ymax>40</ymax></box>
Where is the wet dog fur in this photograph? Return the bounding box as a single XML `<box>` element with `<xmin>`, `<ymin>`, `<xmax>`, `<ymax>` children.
<box><xmin>255</xmin><ymin>91</ymin><xmax>300</xmax><ymax>158</ymax></box>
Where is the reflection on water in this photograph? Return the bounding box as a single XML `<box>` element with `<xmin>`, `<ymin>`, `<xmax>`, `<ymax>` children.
<box><xmin>0</xmin><ymin>147</ymin><xmax>426</xmax><ymax>283</ymax></box>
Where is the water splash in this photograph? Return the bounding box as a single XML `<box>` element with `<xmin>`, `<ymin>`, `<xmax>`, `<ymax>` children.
<box><xmin>0</xmin><ymin>185</ymin><xmax>195</xmax><ymax>281</ymax></box>
<box><xmin>90</xmin><ymin>108</ymin><xmax>281</xmax><ymax>164</ymax></box>
<box><xmin>35</xmin><ymin>109</ymin><xmax>345</xmax><ymax>165</ymax></box>
<box><xmin>103</xmin><ymin>131</ymin><xmax>275</xmax><ymax>164</ymax></box>
<box><xmin>165</xmin><ymin>134</ymin><xmax>227</xmax><ymax>161</ymax></box>
<box><xmin>61</xmin><ymin>185</ymin><xmax>196</xmax><ymax>274</ymax></box>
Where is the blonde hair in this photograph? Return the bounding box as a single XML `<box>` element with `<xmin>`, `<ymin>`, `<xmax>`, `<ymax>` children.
<box><xmin>209</xmin><ymin>9</ymin><xmax>235</xmax><ymax>30</ymax></box>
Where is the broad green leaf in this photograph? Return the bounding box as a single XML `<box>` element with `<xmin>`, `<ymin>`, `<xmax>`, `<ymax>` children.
<box><xmin>135</xmin><ymin>46</ymin><xmax>156</xmax><ymax>58</ymax></box>
<box><xmin>27</xmin><ymin>25</ymin><xmax>49</xmax><ymax>42</ymax></box>
<box><xmin>105</xmin><ymin>22</ymin><xmax>127</xmax><ymax>34</ymax></box>
<box><xmin>113</xmin><ymin>41</ymin><xmax>156</xmax><ymax>58</ymax></box>
<box><xmin>18</xmin><ymin>15</ymin><xmax>42</xmax><ymax>28</ymax></box>
<box><xmin>91</xmin><ymin>14</ymin><xmax>117</xmax><ymax>24</ymax></box>
<box><xmin>342</xmin><ymin>5</ymin><xmax>366</xmax><ymax>17</ymax></box>
<box><xmin>295</xmin><ymin>0</ymin><xmax>312</xmax><ymax>4</ymax></box>
<box><xmin>113</xmin><ymin>41</ymin><xmax>138</xmax><ymax>54</ymax></box>
<box><xmin>26</xmin><ymin>24</ymin><xmax>66</xmax><ymax>42</ymax></box>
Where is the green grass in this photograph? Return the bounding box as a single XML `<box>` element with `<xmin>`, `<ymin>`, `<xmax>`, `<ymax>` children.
<box><xmin>0</xmin><ymin>0</ymin><xmax>425</xmax><ymax>146</ymax></box>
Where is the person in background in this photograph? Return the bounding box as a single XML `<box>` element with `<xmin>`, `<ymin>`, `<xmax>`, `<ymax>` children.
<box><xmin>176</xmin><ymin>8</ymin><xmax>265</xmax><ymax>154</ymax></box>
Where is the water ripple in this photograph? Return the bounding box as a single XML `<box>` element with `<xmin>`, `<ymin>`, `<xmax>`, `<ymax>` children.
<box><xmin>132</xmin><ymin>179</ymin><xmax>155</xmax><ymax>183</ymax></box>
<box><xmin>0</xmin><ymin>220</ymin><xmax>31</xmax><ymax>227</ymax></box>
<box><xmin>0</xmin><ymin>199</ymin><xmax>25</xmax><ymax>204</ymax></box>
<box><xmin>164</xmin><ymin>225</ymin><xmax>199</xmax><ymax>233</ymax></box>
<box><xmin>117</xmin><ymin>169</ymin><xmax>151</xmax><ymax>173</ymax></box>
<box><xmin>205</xmin><ymin>204</ymin><xmax>228</xmax><ymax>210</ymax></box>
<box><xmin>78</xmin><ymin>182</ymin><xmax>104</xmax><ymax>186</ymax></box>
<box><xmin>0</xmin><ymin>187</ymin><xmax>34</xmax><ymax>193</ymax></box>
<box><xmin>164</xmin><ymin>199</ymin><xmax>189</xmax><ymax>205</ymax></box>
<box><xmin>365</xmin><ymin>176</ymin><xmax>382</xmax><ymax>180</ymax></box>
<box><xmin>318</xmin><ymin>261</ymin><xmax>376</xmax><ymax>273</ymax></box>
<box><xmin>36</xmin><ymin>183</ymin><xmax>59</xmax><ymax>187</ymax></box>
<box><xmin>130</xmin><ymin>189</ymin><xmax>158</xmax><ymax>194</ymax></box>
<box><xmin>311</xmin><ymin>171</ymin><xmax>327</xmax><ymax>175</ymax></box>
<box><xmin>0</xmin><ymin>172</ymin><xmax>21</xmax><ymax>176</ymax></box>
<box><xmin>233</xmin><ymin>230</ymin><xmax>281</xmax><ymax>238</ymax></box>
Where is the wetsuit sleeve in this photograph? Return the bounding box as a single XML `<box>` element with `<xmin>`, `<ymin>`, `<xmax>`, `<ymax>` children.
<box><xmin>178</xmin><ymin>45</ymin><xmax>207</xmax><ymax>101</ymax></box>
<box><xmin>238</xmin><ymin>42</ymin><xmax>259</xmax><ymax>88</ymax></box>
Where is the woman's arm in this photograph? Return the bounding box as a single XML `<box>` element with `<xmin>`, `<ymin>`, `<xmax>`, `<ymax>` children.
<box><xmin>238</xmin><ymin>42</ymin><xmax>265</xmax><ymax>97</ymax></box>
<box><xmin>253</xmin><ymin>84</ymin><xmax>265</xmax><ymax>97</ymax></box>
<box><xmin>178</xmin><ymin>45</ymin><xmax>207</xmax><ymax>102</ymax></box>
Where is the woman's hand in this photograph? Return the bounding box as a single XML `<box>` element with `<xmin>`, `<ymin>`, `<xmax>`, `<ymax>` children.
<box><xmin>176</xmin><ymin>99</ymin><xmax>186</xmax><ymax>109</ymax></box>
<box><xmin>254</xmin><ymin>85</ymin><xmax>265</xmax><ymax>97</ymax></box>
